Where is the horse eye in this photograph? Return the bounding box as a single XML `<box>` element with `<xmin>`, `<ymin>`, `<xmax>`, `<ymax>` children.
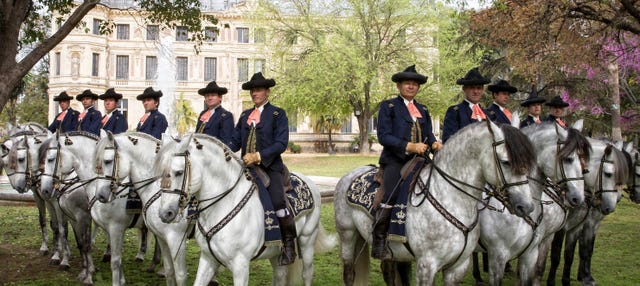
<box><xmin>164</xmin><ymin>173</ymin><xmax>171</xmax><ymax>179</ymax></box>
<box><xmin>175</xmin><ymin>170</ymin><xmax>184</xmax><ymax>176</ymax></box>
<box><xmin>47</xmin><ymin>158</ymin><xmax>54</xmax><ymax>163</ymax></box>
<box><xmin>104</xmin><ymin>159</ymin><xmax>113</xmax><ymax>165</ymax></box>
<box><xmin>563</xmin><ymin>157</ymin><xmax>574</xmax><ymax>164</ymax></box>
<box><xmin>604</xmin><ymin>172</ymin><xmax>613</xmax><ymax>178</ymax></box>
<box><xmin>18</xmin><ymin>158</ymin><xmax>24</xmax><ymax>163</ymax></box>
<box><xmin>501</xmin><ymin>160</ymin><xmax>510</xmax><ymax>166</ymax></box>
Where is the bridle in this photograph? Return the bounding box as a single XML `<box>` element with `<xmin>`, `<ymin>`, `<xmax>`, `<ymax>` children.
<box><xmin>588</xmin><ymin>145</ymin><xmax>617</xmax><ymax>208</ymax></box>
<box><xmin>622</xmin><ymin>151</ymin><xmax>640</xmax><ymax>202</ymax></box>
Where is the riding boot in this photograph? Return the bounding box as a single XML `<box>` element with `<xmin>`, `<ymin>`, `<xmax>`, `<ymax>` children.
<box><xmin>277</xmin><ymin>214</ymin><xmax>297</xmax><ymax>265</ymax></box>
<box><xmin>371</xmin><ymin>207</ymin><xmax>392</xmax><ymax>260</ymax></box>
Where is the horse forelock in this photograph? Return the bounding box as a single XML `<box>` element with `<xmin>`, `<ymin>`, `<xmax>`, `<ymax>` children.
<box><xmin>500</xmin><ymin>124</ymin><xmax>536</xmax><ymax>175</ymax></box>
<box><xmin>558</xmin><ymin>128</ymin><xmax>592</xmax><ymax>160</ymax></box>
<box><xmin>153</xmin><ymin>139</ymin><xmax>178</xmax><ymax>177</ymax></box>
<box><xmin>38</xmin><ymin>138</ymin><xmax>54</xmax><ymax>168</ymax></box>
<box><xmin>611</xmin><ymin>146</ymin><xmax>629</xmax><ymax>185</ymax></box>
<box><xmin>7</xmin><ymin>139</ymin><xmax>22</xmax><ymax>170</ymax></box>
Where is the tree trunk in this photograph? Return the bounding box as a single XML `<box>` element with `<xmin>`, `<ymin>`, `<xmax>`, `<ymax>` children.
<box><xmin>357</xmin><ymin>114</ymin><xmax>370</xmax><ymax>154</ymax></box>
<box><xmin>608</xmin><ymin>62</ymin><xmax>622</xmax><ymax>141</ymax></box>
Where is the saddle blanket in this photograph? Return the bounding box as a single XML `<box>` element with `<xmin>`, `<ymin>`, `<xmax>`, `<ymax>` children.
<box><xmin>346</xmin><ymin>167</ymin><xmax>413</xmax><ymax>243</ymax></box>
<box><xmin>249</xmin><ymin>169</ymin><xmax>315</xmax><ymax>246</ymax></box>
<box><xmin>126</xmin><ymin>190</ymin><xmax>142</xmax><ymax>214</ymax></box>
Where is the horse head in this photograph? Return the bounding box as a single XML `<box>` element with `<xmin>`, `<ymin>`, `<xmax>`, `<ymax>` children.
<box><xmin>6</xmin><ymin>137</ymin><xmax>31</xmax><ymax>193</ymax></box>
<box><xmin>585</xmin><ymin>140</ymin><xmax>627</xmax><ymax>215</ymax></box>
<box><xmin>39</xmin><ymin>132</ymin><xmax>85</xmax><ymax>199</ymax></box>
<box><xmin>157</xmin><ymin>133</ymin><xmax>194</xmax><ymax>223</ymax></box>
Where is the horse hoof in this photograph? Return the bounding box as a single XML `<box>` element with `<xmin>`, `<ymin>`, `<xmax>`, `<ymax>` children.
<box><xmin>40</xmin><ymin>250</ymin><xmax>50</xmax><ymax>256</ymax></box>
<box><xmin>59</xmin><ymin>264</ymin><xmax>71</xmax><ymax>271</ymax></box>
<box><xmin>475</xmin><ymin>282</ymin><xmax>485</xmax><ymax>286</ymax></box>
<box><xmin>135</xmin><ymin>257</ymin><xmax>144</xmax><ymax>262</ymax></box>
<box><xmin>101</xmin><ymin>254</ymin><xmax>111</xmax><ymax>262</ymax></box>
<box><xmin>208</xmin><ymin>280</ymin><xmax>219</xmax><ymax>286</ymax></box>
<box><xmin>49</xmin><ymin>258</ymin><xmax>61</xmax><ymax>265</ymax></box>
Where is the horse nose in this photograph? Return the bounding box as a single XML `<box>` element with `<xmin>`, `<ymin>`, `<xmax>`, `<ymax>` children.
<box><xmin>516</xmin><ymin>201</ymin><xmax>534</xmax><ymax>216</ymax></box>
<box><xmin>97</xmin><ymin>193</ymin><xmax>108</xmax><ymax>203</ymax></box>
<box><xmin>567</xmin><ymin>193</ymin><xmax>582</xmax><ymax>207</ymax></box>
<box><xmin>160</xmin><ymin>209</ymin><xmax>176</xmax><ymax>223</ymax></box>
<box><xmin>601</xmin><ymin>206</ymin><xmax>614</xmax><ymax>215</ymax></box>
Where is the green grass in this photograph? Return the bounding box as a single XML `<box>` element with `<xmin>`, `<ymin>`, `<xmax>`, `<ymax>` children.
<box><xmin>1</xmin><ymin>154</ymin><xmax>639</xmax><ymax>285</ymax></box>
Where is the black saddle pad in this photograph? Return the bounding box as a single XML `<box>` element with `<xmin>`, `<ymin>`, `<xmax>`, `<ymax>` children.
<box><xmin>347</xmin><ymin>167</ymin><xmax>412</xmax><ymax>242</ymax></box>
<box><xmin>126</xmin><ymin>190</ymin><xmax>142</xmax><ymax>214</ymax></box>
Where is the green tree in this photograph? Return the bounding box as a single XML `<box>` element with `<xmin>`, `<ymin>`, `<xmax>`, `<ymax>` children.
<box><xmin>258</xmin><ymin>0</ymin><xmax>441</xmax><ymax>153</ymax></box>
<box><xmin>0</xmin><ymin>0</ymin><xmax>215</xmax><ymax>117</ymax></box>
<box><xmin>174</xmin><ymin>93</ymin><xmax>197</xmax><ymax>136</ymax></box>
<box><xmin>0</xmin><ymin>63</ymin><xmax>49</xmax><ymax>128</ymax></box>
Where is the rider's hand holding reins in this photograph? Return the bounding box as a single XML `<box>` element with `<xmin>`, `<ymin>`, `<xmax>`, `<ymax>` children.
<box><xmin>243</xmin><ymin>152</ymin><xmax>261</xmax><ymax>166</ymax></box>
<box><xmin>431</xmin><ymin>142</ymin><xmax>443</xmax><ymax>152</ymax></box>
<box><xmin>406</xmin><ymin>142</ymin><xmax>428</xmax><ymax>155</ymax></box>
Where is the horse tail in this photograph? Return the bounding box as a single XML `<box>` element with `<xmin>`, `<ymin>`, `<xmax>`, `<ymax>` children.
<box><xmin>353</xmin><ymin>236</ymin><xmax>370</xmax><ymax>286</ymax></box>
<box><xmin>315</xmin><ymin>222</ymin><xmax>338</xmax><ymax>253</ymax></box>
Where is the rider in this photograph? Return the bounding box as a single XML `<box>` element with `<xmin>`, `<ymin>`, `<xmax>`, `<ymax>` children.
<box><xmin>195</xmin><ymin>81</ymin><xmax>234</xmax><ymax>147</ymax></box>
<box><xmin>544</xmin><ymin>96</ymin><xmax>570</xmax><ymax>128</ymax></box>
<box><xmin>48</xmin><ymin>91</ymin><xmax>79</xmax><ymax>133</ymax></box>
<box><xmin>373</xmin><ymin>65</ymin><xmax>442</xmax><ymax>260</ymax></box>
<box><xmin>229</xmin><ymin>72</ymin><xmax>296</xmax><ymax>265</ymax></box>
<box><xmin>441</xmin><ymin>67</ymin><xmax>491</xmax><ymax>143</ymax></box>
<box><xmin>99</xmin><ymin>88</ymin><xmax>128</xmax><ymax>134</ymax></box>
<box><xmin>135</xmin><ymin>87</ymin><xmax>168</xmax><ymax>140</ymax></box>
<box><xmin>485</xmin><ymin>79</ymin><xmax>517</xmax><ymax>125</ymax></box>
<box><xmin>519</xmin><ymin>87</ymin><xmax>546</xmax><ymax>128</ymax></box>
<box><xmin>76</xmin><ymin>89</ymin><xmax>103</xmax><ymax>135</ymax></box>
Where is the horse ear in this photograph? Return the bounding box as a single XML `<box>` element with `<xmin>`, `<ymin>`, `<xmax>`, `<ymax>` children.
<box><xmin>623</xmin><ymin>141</ymin><xmax>634</xmax><ymax>153</ymax></box>
<box><xmin>106</xmin><ymin>131</ymin><xmax>114</xmax><ymax>142</ymax></box>
<box><xmin>100</xmin><ymin>129</ymin><xmax>108</xmax><ymax>139</ymax></box>
<box><xmin>572</xmin><ymin>119</ymin><xmax>584</xmax><ymax>132</ymax></box>
<box><xmin>487</xmin><ymin>119</ymin><xmax>502</xmax><ymax>140</ymax></box>
<box><xmin>614</xmin><ymin>140</ymin><xmax>623</xmax><ymax>150</ymax></box>
<box><xmin>161</xmin><ymin>133</ymin><xmax>173</xmax><ymax>146</ymax></box>
<box><xmin>21</xmin><ymin>135</ymin><xmax>29</xmax><ymax>148</ymax></box>
<box><xmin>511</xmin><ymin>110</ymin><xmax>521</xmax><ymax>128</ymax></box>
<box><xmin>178</xmin><ymin>133</ymin><xmax>193</xmax><ymax>153</ymax></box>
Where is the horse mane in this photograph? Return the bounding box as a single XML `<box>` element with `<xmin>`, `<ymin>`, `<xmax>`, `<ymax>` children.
<box><xmin>38</xmin><ymin>137</ymin><xmax>55</xmax><ymax>168</ymax></box>
<box><xmin>10</xmin><ymin>130</ymin><xmax>43</xmax><ymax>138</ymax></box>
<box><xmin>609</xmin><ymin>145</ymin><xmax>629</xmax><ymax>185</ymax></box>
<box><xmin>558</xmin><ymin>128</ymin><xmax>592</xmax><ymax>160</ymax></box>
<box><xmin>191</xmin><ymin>133</ymin><xmax>242</xmax><ymax>163</ymax></box>
<box><xmin>7</xmin><ymin>138</ymin><xmax>23</xmax><ymax>170</ymax></box>
<box><xmin>500</xmin><ymin>124</ymin><xmax>536</xmax><ymax>175</ymax></box>
<box><xmin>62</xmin><ymin>131</ymin><xmax>100</xmax><ymax>141</ymax></box>
<box><xmin>126</xmin><ymin>131</ymin><xmax>161</xmax><ymax>143</ymax></box>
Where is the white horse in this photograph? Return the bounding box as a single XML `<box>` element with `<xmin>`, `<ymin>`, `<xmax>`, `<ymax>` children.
<box><xmin>39</xmin><ymin>131</ymin><xmax>155</xmax><ymax>286</ymax></box>
<box><xmin>544</xmin><ymin>137</ymin><xmax>628</xmax><ymax>286</ymax></box>
<box><xmin>156</xmin><ymin>133</ymin><xmax>336</xmax><ymax>286</ymax></box>
<box><xmin>473</xmin><ymin>121</ymin><xmax>590</xmax><ymax>286</ymax></box>
<box><xmin>334</xmin><ymin>120</ymin><xmax>536</xmax><ymax>285</ymax></box>
<box><xmin>4</xmin><ymin>131</ymin><xmax>72</xmax><ymax>269</ymax></box>
<box><xmin>38</xmin><ymin>132</ymin><xmax>98</xmax><ymax>285</ymax></box>
<box><xmin>94</xmin><ymin>131</ymin><xmax>192</xmax><ymax>286</ymax></box>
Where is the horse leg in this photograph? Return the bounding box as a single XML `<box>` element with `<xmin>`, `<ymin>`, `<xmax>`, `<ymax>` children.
<box><xmin>443</xmin><ymin>255</ymin><xmax>471</xmax><ymax>286</ymax></box>
<box><xmin>192</xmin><ymin>253</ymin><xmax>219</xmax><ymax>286</ymax></box>
<box><xmin>146</xmin><ymin>237</ymin><xmax>162</xmax><ymax>273</ymax></box>
<box><xmin>297</xmin><ymin>232</ymin><xmax>317</xmax><ymax>286</ymax></box>
<box><xmin>33</xmin><ymin>192</ymin><xmax>50</xmax><ymax>255</ymax></box>
<box><xmin>136</xmin><ymin>227</ymin><xmax>148</xmax><ymax>262</ymax></box>
<box><xmin>561</xmin><ymin>227</ymin><xmax>581</xmax><ymax>286</ymax></box>
<box><xmin>156</xmin><ymin>236</ymin><xmax>176</xmax><ymax>286</ymax></box>
<box><xmin>535</xmin><ymin>236</ymin><xmax>553</xmax><ymax>283</ymax></box>
<box><xmin>546</xmin><ymin>230</ymin><xmax>564</xmax><ymax>286</ymax></box>
<box><xmin>338</xmin><ymin>228</ymin><xmax>366</xmax><ymax>286</ymax></box>
<box><xmin>46</xmin><ymin>200</ymin><xmax>62</xmax><ymax>265</ymax></box>
<box><xmin>472</xmin><ymin>252</ymin><xmax>485</xmax><ymax>285</ymax></box>
<box><xmin>270</xmin><ymin>257</ymin><xmax>288</xmax><ymax>286</ymax></box>
<box><xmin>577</xmin><ymin>222</ymin><xmax>598</xmax><ymax>286</ymax></box>
<box><xmin>415</xmin><ymin>256</ymin><xmax>437</xmax><ymax>285</ymax></box>
<box><xmin>54</xmin><ymin>202</ymin><xmax>71</xmax><ymax>270</ymax></box>
<box><xmin>381</xmin><ymin>260</ymin><xmax>396</xmax><ymax>285</ymax></box>
<box><xmin>396</xmin><ymin>262</ymin><xmax>411</xmax><ymax>286</ymax></box>
<box><xmin>108</xmin><ymin>226</ymin><xmax>127</xmax><ymax>286</ymax></box>
<box><xmin>72</xmin><ymin>212</ymin><xmax>95</xmax><ymax>285</ymax></box>
<box><xmin>518</xmin><ymin>246</ymin><xmax>539</xmax><ymax>286</ymax></box>
<box><xmin>488</xmin><ymin>252</ymin><xmax>506</xmax><ymax>286</ymax></box>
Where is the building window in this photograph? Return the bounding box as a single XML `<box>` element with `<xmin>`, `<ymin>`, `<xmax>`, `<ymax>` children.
<box><xmin>92</xmin><ymin>19</ymin><xmax>102</xmax><ymax>35</ymax></box>
<box><xmin>116</xmin><ymin>55</ymin><xmax>129</xmax><ymax>79</ymax></box>
<box><xmin>204</xmin><ymin>57</ymin><xmax>217</xmax><ymax>81</ymax></box>
<box><xmin>116</xmin><ymin>24</ymin><xmax>130</xmax><ymax>40</ymax></box>
<box><xmin>147</xmin><ymin>25</ymin><xmax>159</xmax><ymax>41</ymax></box>
<box><xmin>145</xmin><ymin>56</ymin><xmax>157</xmax><ymax>80</ymax></box>
<box><xmin>55</xmin><ymin>52</ymin><xmax>61</xmax><ymax>75</ymax></box>
<box><xmin>254</xmin><ymin>59</ymin><xmax>266</xmax><ymax>74</ymax></box>
<box><xmin>237</xmin><ymin>58</ymin><xmax>248</xmax><ymax>82</ymax></box>
<box><xmin>341</xmin><ymin>117</ymin><xmax>352</xmax><ymax>133</ymax></box>
<box><xmin>92</xmin><ymin>53</ymin><xmax>99</xmax><ymax>77</ymax></box>
<box><xmin>176</xmin><ymin>26</ymin><xmax>188</xmax><ymax>41</ymax></box>
<box><xmin>254</xmin><ymin>28</ymin><xmax>266</xmax><ymax>43</ymax></box>
<box><xmin>236</xmin><ymin>27</ymin><xmax>249</xmax><ymax>43</ymax></box>
<box><xmin>118</xmin><ymin>98</ymin><xmax>128</xmax><ymax>119</ymax></box>
<box><xmin>288</xmin><ymin>111</ymin><xmax>297</xmax><ymax>133</ymax></box>
<box><xmin>204</xmin><ymin>27</ymin><xmax>218</xmax><ymax>42</ymax></box>
<box><xmin>176</xmin><ymin>56</ymin><xmax>188</xmax><ymax>81</ymax></box>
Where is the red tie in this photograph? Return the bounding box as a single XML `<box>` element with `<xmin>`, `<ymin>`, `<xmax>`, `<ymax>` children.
<box><xmin>199</xmin><ymin>109</ymin><xmax>213</xmax><ymax>123</ymax></box>
<box><xmin>247</xmin><ymin>108</ymin><xmax>261</xmax><ymax>126</ymax></box>
<box><xmin>56</xmin><ymin>110</ymin><xmax>67</xmax><ymax>121</ymax></box>
<box><xmin>556</xmin><ymin>118</ymin><xmax>566</xmax><ymax>128</ymax></box>
<box><xmin>101</xmin><ymin>115</ymin><xmax>109</xmax><ymax>126</ymax></box>
<box><xmin>503</xmin><ymin>108</ymin><xmax>512</xmax><ymax>121</ymax></box>
<box><xmin>140</xmin><ymin>113</ymin><xmax>150</xmax><ymax>124</ymax></box>
<box><xmin>535</xmin><ymin>117</ymin><xmax>541</xmax><ymax>124</ymax></box>
<box><xmin>471</xmin><ymin>104</ymin><xmax>486</xmax><ymax>121</ymax></box>
<box><xmin>407</xmin><ymin>102</ymin><xmax>422</xmax><ymax>119</ymax></box>
<box><xmin>78</xmin><ymin>111</ymin><xmax>87</xmax><ymax>121</ymax></box>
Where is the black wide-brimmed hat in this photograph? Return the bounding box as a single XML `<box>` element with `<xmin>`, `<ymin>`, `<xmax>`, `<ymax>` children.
<box><xmin>520</xmin><ymin>88</ymin><xmax>546</xmax><ymax>107</ymax></box>
<box><xmin>488</xmin><ymin>79</ymin><xmax>517</xmax><ymax>93</ymax></box>
<box><xmin>241</xmin><ymin>72</ymin><xmax>276</xmax><ymax>90</ymax></box>
<box><xmin>99</xmin><ymin>88</ymin><xmax>123</xmax><ymax>100</ymax></box>
<box><xmin>136</xmin><ymin>87</ymin><xmax>163</xmax><ymax>101</ymax></box>
<box><xmin>198</xmin><ymin>81</ymin><xmax>228</xmax><ymax>96</ymax></box>
<box><xmin>53</xmin><ymin>91</ymin><xmax>73</xmax><ymax>102</ymax></box>
<box><xmin>76</xmin><ymin>89</ymin><xmax>99</xmax><ymax>101</ymax></box>
<box><xmin>391</xmin><ymin>65</ymin><xmax>427</xmax><ymax>85</ymax></box>
<box><xmin>456</xmin><ymin>67</ymin><xmax>491</xmax><ymax>86</ymax></box>
<box><xmin>545</xmin><ymin>96</ymin><xmax>569</xmax><ymax>108</ymax></box>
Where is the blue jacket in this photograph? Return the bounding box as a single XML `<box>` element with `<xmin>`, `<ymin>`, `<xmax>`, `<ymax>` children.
<box><xmin>136</xmin><ymin>109</ymin><xmax>168</xmax><ymax>140</ymax></box>
<box><xmin>377</xmin><ymin>96</ymin><xmax>437</xmax><ymax>165</ymax></box>
<box><xmin>195</xmin><ymin>106</ymin><xmax>234</xmax><ymax>147</ymax></box>
<box><xmin>48</xmin><ymin>108</ymin><xmax>79</xmax><ymax>133</ymax></box>
<box><xmin>485</xmin><ymin>103</ymin><xmax>511</xmax><ymax>125</ymax></box>
<box><xmin>520</xmin><ymin>115</ymin><xmax>539</xmax><ymax>129</ymax></box>
<box><xmin>230</xmin><ymin>102</ymin><xmax>288</xmax><ymax>171</ymax></box>
<box><xmin>442</xmin><ymin>101</ymin><xmax>480</xmax><ymax>143</ymax></box>
<box><xmin>78</xmin><ymin>106</ymin><xmax>103</xmax><ymax>135</ymax></box>
<box><xmin>102</xmin><ymin>110</ymin><xmax>128</xmax><ymax>135</ymax></box>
